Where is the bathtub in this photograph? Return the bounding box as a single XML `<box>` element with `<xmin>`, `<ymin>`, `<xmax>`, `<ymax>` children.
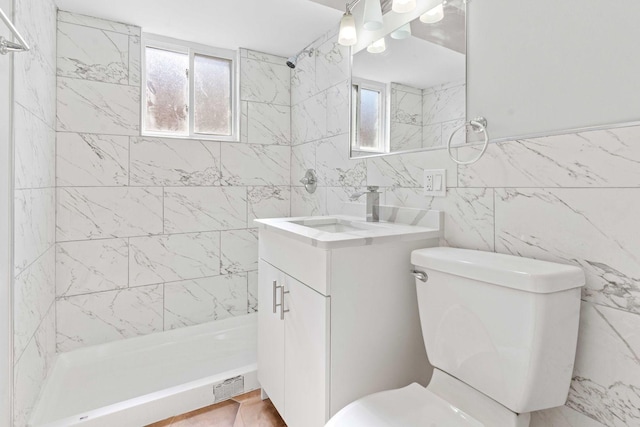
<box><xmin>30</xmin><ymin>314</ymin><xmax>258</xmax><ymax>427</ymax></box>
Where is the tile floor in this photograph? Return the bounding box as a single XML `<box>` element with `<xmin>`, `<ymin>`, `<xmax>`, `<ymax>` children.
<box><xmin>147</xmin><ymin>390</ymin><xmax>287</xmax><ymax>426</ymax></box>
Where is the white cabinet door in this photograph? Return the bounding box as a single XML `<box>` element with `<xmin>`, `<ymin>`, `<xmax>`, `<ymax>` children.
<box><xmin>258</xmin><ymin>260</ymin><xmax>285</xmax><ymax>415</ymax></box>
<box><xmin>283</xmin><ymin>274</ymin><xmax>330</xmax><ymax>427</ymax></box>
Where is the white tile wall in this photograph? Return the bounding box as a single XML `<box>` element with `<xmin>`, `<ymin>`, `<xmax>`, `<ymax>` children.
<box><xmin>12</xmin><ymin>0</ymin><xmax>57</xmax><ymax>424</ymax></box>
<box><xmin>292</xmin><ymin>27</ymin><xmax>640</xmax><ymax>427</ymax></box>
<box><xmin>54</xmin><ymin>13</ymin><xmax>291</xmax><ymax>353</ymax></box>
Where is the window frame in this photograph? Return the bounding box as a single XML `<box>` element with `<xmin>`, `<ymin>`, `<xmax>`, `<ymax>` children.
<box><xmin>141</xmin><ymin>33</ymin><xmax>240</xmax><ymax>142</ymax></box>
<box><xmin>351</xmin><ymin>77</ymin><xmax>389</xmax><ymax>154</ymax></box>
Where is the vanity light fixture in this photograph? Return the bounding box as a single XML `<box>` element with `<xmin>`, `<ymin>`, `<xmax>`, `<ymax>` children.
<box><xmin>363</xmin><ymin>0</ymin><xmax>383</xmax><ymax>31</ymax></box>
<box><xmin>419</xmin><ymin>2</ymin><xmax>444</xmax><ymax>23</ymax></box>
<box><xmin>338</xmin><ymin>0</ymin><xmax>360</xmax><ymax>46</ymax></box>
<box><xmin>390</xmin><ymin>22</ymin><xmax>411</xmax><ymax>39</ymax></box>
<box><xmin>367</xmin><ymin>37</ymin><xmax>386</xmax><ymax>53</ymax></box>
<box><xmin>392</xmin><ymin>0</ymin><xmax>417</xmax><ymax>13</ymax></box>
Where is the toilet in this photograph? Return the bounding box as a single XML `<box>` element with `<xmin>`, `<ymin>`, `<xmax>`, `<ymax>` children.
<box><xmin>326</xmin><ymin>247</ymin><xmax>585</xmax><ymax>427</ymax></box>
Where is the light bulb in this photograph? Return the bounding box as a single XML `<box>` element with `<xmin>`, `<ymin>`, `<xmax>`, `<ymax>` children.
<box><xmin>338</xmin><ymin>11</ymin><xmax>357</xmax><ymax>46</ymax></box>
<box><xmin>390</xmin><ymin>23</ymin><xmax>411</xmax><ymax>40</ymax></box>
<box><xmin>367</xmin><ymin>37</ymin><xmax>386</xmax><ymax>53</ymax></box>
<box><xmin>420</xmin><ymin>3</ymin><xmax>444</xmax><ymax>23</ymax></box>
<box><xmin>363</xmin><ymin>0</ymin><xmax>383</xmax><ymax>31</ymax></box>
<box><xmin>392</xmin><ymin>0</ymin><xmax>417</xmax><ymax>13</ymax></box>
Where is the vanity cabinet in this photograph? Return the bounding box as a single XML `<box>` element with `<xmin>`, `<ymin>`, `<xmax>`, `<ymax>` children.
<box><xmin>258</xmin><ymin>260</ymin><xmax>329</xmax><ymax>427</ymax></box>
<box><xmin>256</xmin><ymin>220</ymin><xmax>440</xmax><ymax>427</ymax></box>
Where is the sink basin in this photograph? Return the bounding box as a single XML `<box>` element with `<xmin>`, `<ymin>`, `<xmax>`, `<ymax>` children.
<box><xmin>288</xmin><ymin>217</ymin><xmax>381</xmax><ymax>233</ymax></box>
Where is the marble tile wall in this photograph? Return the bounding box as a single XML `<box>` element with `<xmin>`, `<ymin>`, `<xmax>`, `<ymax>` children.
<box><xmin>292</xmin><ymin>28</ymin><xmax>640</xmax><ymax>427</ymax></box>
<box><xmin>12</xmin><ymin>0</ymin><xmax>58</xmax><ymax>425</ymax></box>
<box><xmin>55</xmin><ymin>12</ymin><xmax>291</xmax><ymax>352</ymax></box>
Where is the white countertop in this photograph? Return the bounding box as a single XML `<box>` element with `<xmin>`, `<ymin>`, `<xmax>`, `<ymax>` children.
<box><xmin>253</xmin><ymin>215</ymin><xmax>442</xmax><ymax>249</ymax></box>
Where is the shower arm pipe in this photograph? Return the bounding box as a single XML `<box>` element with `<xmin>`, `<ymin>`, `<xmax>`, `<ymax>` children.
<box><xmin>346</xmin><ymin>0</ymin><xmax>362</xmax><ymax>13</ymax></box>
<box><xmin>0</xmin><ymin>7</ymin><xmax>30</xmax><ymax>55</ymax></box>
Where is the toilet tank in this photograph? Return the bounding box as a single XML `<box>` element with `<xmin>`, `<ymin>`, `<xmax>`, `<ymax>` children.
<box><xmin>411</xmin><ymin>247</ymin><xmax>584</xmax><ymax>414</ymax></box>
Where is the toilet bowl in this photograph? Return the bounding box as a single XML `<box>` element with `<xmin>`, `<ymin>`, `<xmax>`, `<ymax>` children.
<box><xmin>326</xmin><ymin>247</ymin><xmax>584</xmax><ymax>427</ymax></box>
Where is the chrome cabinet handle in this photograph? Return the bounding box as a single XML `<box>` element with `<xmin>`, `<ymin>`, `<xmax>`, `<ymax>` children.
<box><xmin>272</xmin><ymin>280</ymin><xmax>278</xmax><ymax>314</ymax></box>
<box><xmin>411</xmin><ymin>269</ymin><xmax>428</xmax><ymax>282</ymax></box>
<box><xmin>280</xmin><ymin>285</ymin><xmax>290</xmax><ymax>320</ymax></box>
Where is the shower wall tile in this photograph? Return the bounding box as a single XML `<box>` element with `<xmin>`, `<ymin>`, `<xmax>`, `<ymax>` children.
<box><xmin>316</xmin><ymin>134</ymin><xmax>366</xmax><ymax>187</ymax></box>
<box><xmin>531</xmin><ymin>406</ymin><xmax>605</xmax><ymax>427</ymax></box>
<box><xmin>291</xmin><ymin>186</ymin><xmax>327</xmax><ymax>217</ymax></box>
<box><xmin>495</xmin><ymin>188</ymin><xmax>640</xmax><ymax>315</ymax></box>
<box><xmin>57</xmin><ymin>21</ymin><xmax>129</xmax><ymax>84</ymax></box>
<box><xmin>128</xmin><ymin>35</ymin><xmax>141</xmax><ymax>86</ymax></box>
<box><xmin>292</xmin><ymin>92</ymin><xmax>327</xmax><ymax>145</ymax></box>
<box><xmin>291</xmin><ymin>141</ymin><xmax>317</xmax><ymax>185</ymax></box>
<box><xmin>246</xmin><ymin>50</ymin><xmax>287</xmax><ymax>65</ymax></box>
<box><xmin>13</xmin><ymin>247</ymin><xmax>55</xmax><ymax>361</ymax></box>
<box><xmin>291</xmin><ymin>52</ymin><xmax>318</xmax><ymax>106</ymax></box>
<box><xmin>315</xmin><ymin>38</ymin><xmax>349</xmax><ymax>93</ymax></box>
<box><xmin>248</xmin><ymin>270</ymin><xmax>258</xmax><ymax>313</ymax></box>
<box><xmin>326</xmin><ymin>80</ymin><xmax>349</xmax><ymax>137</ymax></box>
<box><xmin>566</xmin><ymin>303</ymin><xmax>640</xmax><ymax>427</ymax></box>
<box><xmin>13</xmin><ymin>305</ymin><xmax>55</xmax><ymax>427</ymax></box>
<box><xmin>240</xmin><ymin>57</ymin><xmax>290</xmax><ymax>106</ymax></box>
<box><xmin>56</xmin><ymin>285</ymin><xmax>163</xmax><ymax>352</ymax></box>
<box><xmin>221</xmin><ymin>229</ymin><xmax>258</xmax><ymax>274</ymax></box>
<box><xmin>13</xmin><ymin>0</ymin><xmax>57</xmax><ymax>126</ymax></box>
<box><xmin>53</xmin><ymin>14</ymin><xmax>291</xmax><ymax>350</ymax></box>
<box><xmin>221</xmin><ymin>143</ymin><xmax>290</xmax><ymax>186</ymax></box>
<box><xmin>57</xmin><ymin>10</ymin><xmax>140</xmax><ymax>36</ymax></box>
<box><xmin>14</xmin><ymin>188</ymin><xmax>56</xmax><ymax>275</ymax></box>
<box><xmin>246</xmin><ymin>102</ymin><xmax>291</xmax><ymax>145</ymax></box>
<box><xmin>14</xmin><ymin>104</ymin><xmax>56</xmax><ymax>190</ymax></box>
<box><xmin>56</xmin><ymin>132</ymin><xmax>129</xmax><ymax>186</ymax></box>
<box><xmin>57</xmin><ymin>187</ymin><xmax>163</xmax><ymax>241</ymax></box>
<box><xmin>247</xmin><ymin>186</ymin><xmax>291</xmax><ymax>222</ymax></box>
<box><xmin>129</xmin><ymin>232</ymin><xmax>221</xmax><ymax>287</ymax></box>
<box><xmin>164</xmin><ymin>187</ymin><xmax>247</xmax><ymax>233</ymax></box>
<box><xmin>56</xmin><ymin>239</ymin><xmax>128</xmax><ymax>297</ymax></box>
<box><xmin>458</xmin><ymin>126</ymin><xmax>640</xmax><ymax>188</ymax></box>
<box><xmin>164</xmin><ymin>274</ymin><xmax>249</xmax><ymax>329</ymax></box>
<box><xmin>130</xmin><ymin>137</ymin><xmax>221</xmax><ymax>186</ymax></box>
<box><xmin>57</xmin><ymin>77</ymin><xmax>140</xmax><ymax>135</ymax></box>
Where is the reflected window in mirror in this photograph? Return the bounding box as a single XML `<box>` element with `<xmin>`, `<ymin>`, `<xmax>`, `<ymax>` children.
<box><xmin>351</xmin><ymin>78</ymin><xmax>388</xmax><ymax>154</ymax></box>
<box><xmin>349</xmin><ymin>0</ymin><xmax>466</xmax><ymax>158</ymax></box>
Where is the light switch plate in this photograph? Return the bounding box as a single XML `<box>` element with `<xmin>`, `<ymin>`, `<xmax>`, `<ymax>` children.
<box><xmin>424</xmin><ymin>169</ymin><xmax>446</xmax><ymax>197</ymax></box>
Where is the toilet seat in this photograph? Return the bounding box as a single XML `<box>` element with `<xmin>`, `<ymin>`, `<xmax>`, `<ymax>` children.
<box><xmin>325</xmin><ymin>383</ymin><xmax>482</xmax><ymax>427</ymax></box>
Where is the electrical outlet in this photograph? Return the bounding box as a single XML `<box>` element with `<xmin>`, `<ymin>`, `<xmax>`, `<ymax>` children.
<box><xmin>424</xmin><ymin>174</ymin><xmax>433</xmax><ymax>191</ymax></box>
<box><xmin>424</xmin><ymin>169</ymin><xmax>446</xmax><ymax>197</ymax></box>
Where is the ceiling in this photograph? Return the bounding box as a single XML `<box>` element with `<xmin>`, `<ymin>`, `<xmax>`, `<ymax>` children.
<box><xmin>54</xmin><ymin>0</ymin><xmax>343</xmax><ymax>57</ymax></box>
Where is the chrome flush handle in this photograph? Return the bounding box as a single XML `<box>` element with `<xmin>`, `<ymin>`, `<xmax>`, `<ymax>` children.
<box><xmin>411</xmin><ymin>269</ymin><xmax>428</xmax><ymax>282</ymax></box>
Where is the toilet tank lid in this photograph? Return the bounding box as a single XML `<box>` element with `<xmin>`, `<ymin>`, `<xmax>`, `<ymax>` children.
<box><xmin>411</xmin><ymin>247</ymin><xmax>584</xmax><ymax>293</ymax></box>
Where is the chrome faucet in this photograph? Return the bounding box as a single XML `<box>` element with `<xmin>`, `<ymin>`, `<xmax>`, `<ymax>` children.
<box><xmin>350</xmin><ymin>186</ymin><xmax>380</xmax><ymax>222</ymax></box>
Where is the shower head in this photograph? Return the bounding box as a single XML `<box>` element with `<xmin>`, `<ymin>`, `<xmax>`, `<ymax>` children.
<box><xmin>286</xmin><ymin>48</ymin><xmax>315</xmax><ymax>69</ymax></box>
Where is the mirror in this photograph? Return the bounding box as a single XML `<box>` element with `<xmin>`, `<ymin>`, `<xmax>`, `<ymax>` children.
<box><xmin>350</xmin><ymin>0</ymin><xmax>466</xmax><ymax>158</ymax></box>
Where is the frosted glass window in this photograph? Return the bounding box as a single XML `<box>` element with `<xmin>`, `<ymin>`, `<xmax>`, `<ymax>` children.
<box><xmin>194</xmin><ymin>54</ymin><xmax>232</xmax><ymax>135</ymax></box>
<box><xmin>145</xmin><ymin>47</ymin><xmax>189</xmax><ymax>133</ymax></box>
<box><xmin>358</xmin><ymin>88</ymin><xmax>381</xmax><ymax>149</ymax></box>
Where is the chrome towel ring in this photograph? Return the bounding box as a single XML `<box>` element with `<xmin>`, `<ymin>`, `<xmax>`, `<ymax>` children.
<box><xmin>447</xmin><ymin>117</ymin><xmax>489</xmax><ymax>165</ymax></box>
